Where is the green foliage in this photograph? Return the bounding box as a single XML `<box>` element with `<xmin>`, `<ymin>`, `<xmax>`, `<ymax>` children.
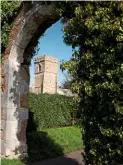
<box><xmin>1</xmin><ymin>1</ymin><xmax>21</xmax><ymax>55</ymax></box>
<box><xmin>28</xmin><ymin>93</ymin><xmax>76</xmax><ymax>129</ymax></box>
<box><xmin>61</xmin><ymin>2</ymin><xmax>123</xmax><ymax>164</ymax></box>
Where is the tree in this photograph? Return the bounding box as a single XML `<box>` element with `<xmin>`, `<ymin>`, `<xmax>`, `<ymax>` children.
<box><xmin>61</xmin><ymin>2</ymin><xmax>123</xmax><ymax>164</ymax></box>
<box><xmin>60</xmin><ymin>71</ymin><xmax>72</xmax><ymax>89</ymax></box>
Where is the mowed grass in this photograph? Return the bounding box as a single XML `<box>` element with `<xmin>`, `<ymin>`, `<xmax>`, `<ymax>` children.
<box><xmin>41</xmin><ymin>126</ymin><xmax>83</xmax><ymax>154</ymax></box>
<box><xmin>1</xmin><ymin>159</ymin><xmax>23</xmax><ymax>165</ymax></box>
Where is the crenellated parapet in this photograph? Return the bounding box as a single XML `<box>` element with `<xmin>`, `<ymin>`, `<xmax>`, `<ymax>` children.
<box><xmin>34</xmin><ymin>56</ymin><xmax>45</xmax><ymax>63</ymax></box>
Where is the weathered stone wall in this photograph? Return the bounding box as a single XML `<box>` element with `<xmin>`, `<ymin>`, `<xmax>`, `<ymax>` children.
<box><xmin>43</xmin><ymin>56</ymin><xmax>58</xmax><ymax>94</ymax></box>
<box><xmin>1</xmin><ymin>2</ymin><xmax>59</xmax><ymax>158</ymax></box>
<box><xmin>43</xmin><ymin>73</ymin><xmax>57</xmax><ymax>94</ymax></box>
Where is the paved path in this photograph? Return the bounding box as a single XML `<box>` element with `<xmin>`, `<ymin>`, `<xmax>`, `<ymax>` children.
<box><xmin>29</xmin><ymin>150</ymin><xmax>84</xmax><ymax>165</ymax></box>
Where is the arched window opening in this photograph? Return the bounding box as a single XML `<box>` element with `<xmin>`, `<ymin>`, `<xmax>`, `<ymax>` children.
<box><xmin>39</xmin><ymin>64</ymin><xmax>42</xmax><ymax>72</ymax></box>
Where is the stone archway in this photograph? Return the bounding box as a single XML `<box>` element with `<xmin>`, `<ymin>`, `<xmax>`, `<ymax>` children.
<box><xmin>1</xmin><ymin>2</ymin><xmax>61</xmax><ymax>158</ymax></box>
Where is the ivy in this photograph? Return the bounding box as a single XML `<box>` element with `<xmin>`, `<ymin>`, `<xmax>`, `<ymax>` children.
<box><xmin>1</xmin><ymin>0</ymin><xmax>21</xmax><ymax>56</ymax></box>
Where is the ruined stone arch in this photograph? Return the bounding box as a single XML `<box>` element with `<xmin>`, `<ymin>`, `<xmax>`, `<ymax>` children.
<box><xmin>1</xmin><ymin>2</ymin><xmax>61</xmax><ymax>158</ymax></box>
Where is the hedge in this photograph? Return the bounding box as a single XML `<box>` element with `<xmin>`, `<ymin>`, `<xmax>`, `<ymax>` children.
<box><xmin>28</xmin><ymin>93</ymin><xmax>76</xmax><ymax>130</ymax></box>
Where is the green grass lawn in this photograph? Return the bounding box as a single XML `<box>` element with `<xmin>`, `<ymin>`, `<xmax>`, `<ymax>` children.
<box><xmin>41</xmin><ymin>126</ymin><xmax>83</xmax><ymax>154</ymax></box>
<box><xmin>2</xmin><ymin>126</ymin><xmax>83</xmax><ymax>164</ymax></box>
<box><xmin>1</xmin><ymin>159</ymin><xmax>23</xmax><ymax>165</ymax></box>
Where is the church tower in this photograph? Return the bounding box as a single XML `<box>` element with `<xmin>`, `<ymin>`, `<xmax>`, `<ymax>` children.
<box><xmin>34</xmin><ymin>55</ymin><xmax>58</xmax><ymax>94</ymax></box>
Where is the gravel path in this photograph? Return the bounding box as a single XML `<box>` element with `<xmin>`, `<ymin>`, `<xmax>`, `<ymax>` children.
<box><xmin>29</xmin><ymin>150</ymin><xmax>84</xmax><ymax>165</ymax></box>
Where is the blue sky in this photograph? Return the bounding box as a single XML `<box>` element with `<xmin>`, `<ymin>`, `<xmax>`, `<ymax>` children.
<box><xmin>29</xmin><ymin>20</ymin><xmax>72</xmax><ymax>86</ymax></box>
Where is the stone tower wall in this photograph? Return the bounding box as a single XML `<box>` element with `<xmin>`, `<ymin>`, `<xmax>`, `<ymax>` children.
<box><xmin>34</xmin><ymin>55</ymin><xmax>58</xmax><ymax>94</ymax></box>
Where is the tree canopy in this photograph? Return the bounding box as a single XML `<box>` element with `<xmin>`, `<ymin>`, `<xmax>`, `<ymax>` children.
<box><xmin>61</xmin><ymin>2</ymin><xmax>123</xmax><ymax>164</ymax></box>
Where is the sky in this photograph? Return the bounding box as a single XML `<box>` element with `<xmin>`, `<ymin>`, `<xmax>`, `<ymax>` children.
<box><xmin>29</xmin><ymin>20</ymin><xmax>73</xmax><ymax>87</ymax></box>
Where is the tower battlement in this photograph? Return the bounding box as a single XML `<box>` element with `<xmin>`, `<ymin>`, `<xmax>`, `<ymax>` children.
<box><xmin>34</xmin><ymin>56</ymin><xmax>45</xmax><ymax>63</ymax></box>
<box><xmin>34</xmin><ymin>55</ymin><xmax>58</xmax><ymax>64</ymax></box>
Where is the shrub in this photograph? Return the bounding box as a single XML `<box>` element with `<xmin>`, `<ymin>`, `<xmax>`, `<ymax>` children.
<box><xmin>61</xmin><ymin>2</ymin><xmax>123</xmax><ymax>164</ymax></box>
<box><xmin>28</xmin><ymin>93</ymin><xmax>76</xmax><ymax>130</ymax></box>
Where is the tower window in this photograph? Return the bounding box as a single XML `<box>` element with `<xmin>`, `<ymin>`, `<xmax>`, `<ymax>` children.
<box><xmin>39</xmin><ymin>64</ymin><xmax>42</xmax><ymax>72</ymax></box>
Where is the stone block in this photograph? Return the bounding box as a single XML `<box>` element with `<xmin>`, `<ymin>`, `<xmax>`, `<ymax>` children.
<box><xmin>6</xmin><ymin>108</ymin><xmax>19</xmax><ymax>121</ymax></box>
<box><xmin>19</xmin><ymin>80</ymin><xmax>29</xmax><ymax>94</ymax></box>
<box><xmin>3</xmin><ymin>59</ymin><xmax>20</xmax><ymax>109</ymax></box>
<box><xmin>18</xmin><ymin>120</ymin><xmax>27</xmax><ymax>141</ymax></box>
<box><xmin>0</xmin><ymin>107</ymin><xmax>7</xmax><ymax>120</ymax></box>
<box><xmin>0</xmin><ymin>120</ymin><xmax>6</xmax><ymax>140</ymax></box>
<box><xmin>20</xmin><ymin>94</ymin><xmax>29</xmax><ymax>108</ymax></box>
<box><xmin>1</xmin><ymin>92</ymin><xmax>7</xmax><ymax>109</ymax></box>
<box><xmin>18</xmin><ymin>141</ymin><xmax>27</xmax><ymax>153</ymax></box>
<box><xmin>9</xmin><ymin>44</ymin><xmax>24</xmax><ymax>63</ymax></box>
<box><xmin>5</xmin><ymin>130</ymin><xmax>18</xmax><ymax>142</ymax></box>
<box><xmin>0</xmin><ymin>140</ymin><xmax>6</xmax><ymax>155</ymax></box>
<box><xmin>4</xmin><ymin>139</ymin><xmax>20</xmax><ymax>155</ymax></box>
<box><xmin>19</xmin><ymin>108</ymin><xmax>28</xmax><ymax>120</ymax></box>
<box><xmin>20</xmin><ymin>67</ymin><xmax>30</xmax><ymax>84</ymax></box>
<box><xmin>5</xmin><ymin>120</ymin><xmax>21</xmax><ymax>141</ymax></box>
